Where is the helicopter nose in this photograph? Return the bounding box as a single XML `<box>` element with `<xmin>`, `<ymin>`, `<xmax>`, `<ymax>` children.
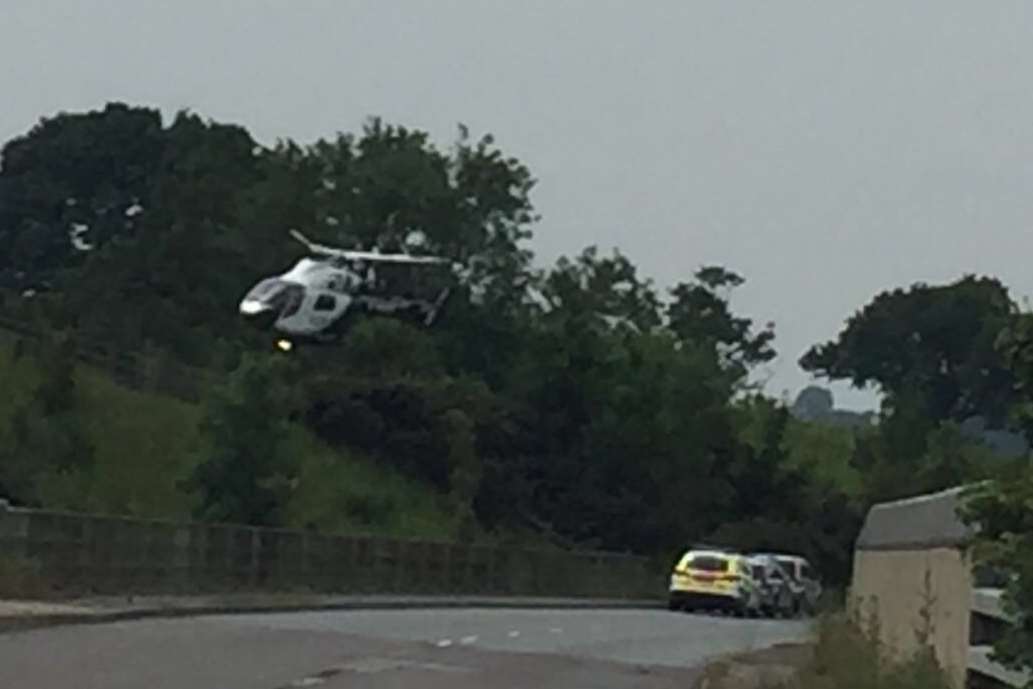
<box><xmin>239</xmin><ymin>299</ymin><xmax>268</xmax><ymax>316</ymax></box>
<box><xmin>239</xmin><ymin>299</ymin><xmax>278</xmax><ymax>329</ymax></box>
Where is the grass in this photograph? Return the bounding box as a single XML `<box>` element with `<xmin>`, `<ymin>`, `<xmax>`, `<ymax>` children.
<box><xmin>0</xmin><ymin>334</ymin><xmax>461</xmax><ymax>541</ymax></box>
<box><xmin>47</xmin><ymin>366</ymin><xmax>205</xmax><ymax>518</ymax></box>
<box><xmin>0</xmin><ymin>338</ymin><xmax>39</xmax><ymax>420</ymax></box>
<box><xmin>696</xmin><ymin>612</ymin><xmax>955</xmax><ymax>689</ymax></box>
<box><xmin>283</xmin><ymin>429</ymin><xmax>462</xmax><ymax>540</ymax></box>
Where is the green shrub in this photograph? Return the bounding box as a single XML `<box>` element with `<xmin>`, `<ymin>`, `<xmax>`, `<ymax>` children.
<box><xmin>960</xmin><ymin>470</ymin><xmax>1033</xmax><ymax>679</ymax></box>
<box><xmin>796</xmin><ymin>612</ymin><xmax>954</xmax><ymax>689</ymax></box>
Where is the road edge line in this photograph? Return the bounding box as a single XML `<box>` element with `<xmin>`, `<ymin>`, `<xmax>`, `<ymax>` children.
<box><xmin>0</xmin><ymin>596</ymin><xmax>665</xmax><ymax>635</ymax></box>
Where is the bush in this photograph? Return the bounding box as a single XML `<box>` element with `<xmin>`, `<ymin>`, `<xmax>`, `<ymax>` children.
<box><xmin>694</xmin><ymin>611</ymin><xmax>953</xmax><ymax>689</ymax></box>
<box><xmin>958</xmin><ymin>468</ymin><xmax>1033</xmax><ymax>678</ymax></box>
<box><xmin>180</xmin><ymin>352</ymin><xmax>299</xmax><ymax>526</ymax></box>
<box><xmin>795</xmin><ymin>612</ymin><xmax>954</xmax><ymax>689</ymax></box>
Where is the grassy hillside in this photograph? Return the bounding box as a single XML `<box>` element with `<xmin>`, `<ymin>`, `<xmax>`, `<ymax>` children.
<box><xmin>0</xmin><ymin>336</ymin><xmax>461</xmax><ymax>540</ymax></box>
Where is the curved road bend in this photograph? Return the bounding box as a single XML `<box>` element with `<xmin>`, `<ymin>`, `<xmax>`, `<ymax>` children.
<box><xmin>0</xmin><ymin>608</ymin><xmax>811</xmax><ymax>689</ymax></box>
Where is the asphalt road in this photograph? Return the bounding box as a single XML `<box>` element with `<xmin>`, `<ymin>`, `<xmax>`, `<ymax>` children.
<box><xmin>0</xmin><ymin>607</ymin><xmax>811</xmax><ymax>688</ymax></box>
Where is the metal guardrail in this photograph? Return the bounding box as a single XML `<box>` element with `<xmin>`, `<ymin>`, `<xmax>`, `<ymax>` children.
<box><xmin>969</xmin><ymin>646</ymin><xmax>1029</xmax><ymax>689</ymax></box>
<box><xmin>972</xmin><ymin>588</ymin><xmax>1010</xmax><ymax>621</ymax></box>
<box><xmin>969</xmin><ymin>587</ymin><xmax>1029</xmax><ymax>689</ymax></box>
<box><xmin>0</xmin><ymin>504</ymin><xmax>663</xmax><ymax>601</ymax></box>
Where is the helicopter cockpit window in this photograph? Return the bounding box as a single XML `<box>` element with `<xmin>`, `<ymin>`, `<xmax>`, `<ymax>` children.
<box><xmin>314</xmin><ymin>294</ymin><xmax>336</xmax><ymax>312</ymax></box>
<box><xmin>246</xmin><ymin>278</ymin><xmax>284</xmax><ymax>301</ymax></box>
<box><xmin>279</xmin><ymin>284</ymin><xmax>305</xmax><ymax>318</ymax></box>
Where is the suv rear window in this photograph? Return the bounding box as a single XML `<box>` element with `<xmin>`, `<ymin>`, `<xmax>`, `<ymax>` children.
<box><xmin>776</xmin><ymin>557</ymin><xmax>799</xmax><ymax>579</ymax></box>
<box><xmin>687</xmin><ymin>555</ymin><xmax>730</xmax><ymax>572</ymax></box>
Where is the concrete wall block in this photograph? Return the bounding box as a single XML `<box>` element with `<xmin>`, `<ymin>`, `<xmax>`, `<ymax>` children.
<box><xmin>851</xmin><ymin>484</ymin><xmax>1007</xmax><ymax>689</ymax></box>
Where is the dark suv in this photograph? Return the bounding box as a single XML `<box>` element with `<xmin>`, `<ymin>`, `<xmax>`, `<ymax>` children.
<box><xmin>747</xmin><ymin>555</ymin><xmax>798</xmax><ymax>617</ymax></box>
<box><xmin>752</xmin><ymin>552</ymin><xmax>822</xmax><ymax>615</ymax></box>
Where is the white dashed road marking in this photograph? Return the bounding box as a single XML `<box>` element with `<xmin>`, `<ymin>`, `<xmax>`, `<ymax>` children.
<box><xmin>284</xmin><ymin>668</ymin><xmax>342</xmax><ymax>686</ymax></box>
<box><xmin>460</xmin><ymin>635</ymin><xmax>479</xmax><ymax>645</ymax></box>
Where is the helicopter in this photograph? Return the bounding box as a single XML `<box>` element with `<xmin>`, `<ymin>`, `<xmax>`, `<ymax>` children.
<box><xmin>238</xmin><ymin>229</ymin><xmax>454</xmax><ymax>349</ymax></box>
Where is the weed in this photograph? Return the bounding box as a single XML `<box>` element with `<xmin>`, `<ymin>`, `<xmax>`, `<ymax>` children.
<box><xmin>795</xmin><ymin>611</ymin><xmax>955</xmax><ymax>689</ymax></box>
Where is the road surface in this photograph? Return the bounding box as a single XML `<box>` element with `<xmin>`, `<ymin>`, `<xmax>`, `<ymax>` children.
<box><xmin>0</xmin><ymin>607</ymin><xmax>811</xmax><ymax>688</ymax></box>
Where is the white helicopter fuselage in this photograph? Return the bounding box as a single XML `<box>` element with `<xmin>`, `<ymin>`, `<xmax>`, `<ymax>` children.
<box><xmin>239</xmin><ymin>252</ymin><xmax>450</xmax><ymax>342</ymax></box>
<box><xmin>239</xmin><ymin>258</ymin><xmax>356</xmax><ymax>338</ymax></box>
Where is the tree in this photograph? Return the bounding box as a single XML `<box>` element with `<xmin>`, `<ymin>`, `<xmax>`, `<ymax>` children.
<box><xmin>578</xmin><ymin>330</ymin><xmax>741</xmax><ymax>553</ymax></box>
<box><xmin>0</xmin><ymin>103</ymin><xmax>166</xmax><ymax>282</ymax></box>
<box><xmin>540</xmin><ymin>246</ymin><xmax>662</xmax><ymax>333</ymax></box>
<box><xmin>299</xmin><ymin>121</ymin><xmax>541</xmax><ymax>386</ymax></box>
<box><xmin>299</xmin><ymin>120</ymin><xmax>537</xmax><ymax>300</ymax></box>
<box><xmin>56</xmin><ymin>110</ymin><xmax>263</xmax><ymax>365</ymax></box>
<box><xmin>959</xmin><ymin>466</ymin><xmax>1033</xmax><ymax>679</ymax></box>
<box><xmin>443</xmin><ymin>408</ymin><xmax>481</xmax><ymax>538</ymax></box>
<box><xmin>726</xmin><ymin>399</ymin><xmax>810</xmax><ymax>519</ymax></box>
<box><xmin>781</xmin><ymin>413</ymin><xmax>861</xmax><ymax>494</ymax></box>
<box><xmin>722</xmin><ymin>397</ymin><xmax>863</xmax><ymax>579</ymax></box>
<box><xmin>917</xmin><ymin>422</ymin><xmax>1002</xmax><ymax>489</ymax></box>
<box><xmin>181</xmin><ymin>353</ymin><xmax>298</xmax><ymax>526</ymax></box>
<box><xmin>958</xmin><ymin>307</ymin><xmax>1033</xmax><ymax>678</ymax></box>
<box><xmin>847</xmin><ymin>418</ymin><xmax>992</xmax><ymax>506</ymax></box>
<box><xmin>996</xmin><ymin>311</ymin><xmax>1033</xmax><ymax>444</ymax></box>
<box><xmin>467</xmin><ymin>255</ymin><xmax>786</xmax><ymax>555</ymax></box>
<box><xmin>801</xmin><ymin>276</ymin><xmax>1017</xmax><ymax>425</ymax></box>
<box><xmin>230</xmin><ymin>140</ymin><xmax>323</xmax><ymax>278</ymax></box>
<box><xmin>0</xmin><ymin>333</ymin><xmax>93</xmax><ymax>505</ymax></box>
<box><xmin>668</xmin><ymin>266</ymin><xmax>775</xmax><ymax>387</ymax></box>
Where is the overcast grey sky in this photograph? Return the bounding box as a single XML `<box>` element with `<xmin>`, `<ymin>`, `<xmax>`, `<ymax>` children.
<box><xmin>4</xmin><ymin>1</ymin><xmax>1033</xmax><ymax>410</ymax></box>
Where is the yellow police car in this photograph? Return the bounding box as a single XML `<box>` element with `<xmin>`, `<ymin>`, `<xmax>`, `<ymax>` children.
<box><xmin>668</xmin><ymin>547</ymin><xmax>761</xmax><ymax>615</ymax></box>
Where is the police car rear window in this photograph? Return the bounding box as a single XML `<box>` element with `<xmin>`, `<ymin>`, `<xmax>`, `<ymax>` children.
<box><xmin>687</xmin><ymin>555</ymin><xmax>729</xmax><ymax>572</ymax></box>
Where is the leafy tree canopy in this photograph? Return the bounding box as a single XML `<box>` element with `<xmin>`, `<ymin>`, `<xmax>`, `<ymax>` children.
<box><xmin>801</xmin><ymin>276</ymin><xmax>1017</xmax><ymax>425</ymax></box>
